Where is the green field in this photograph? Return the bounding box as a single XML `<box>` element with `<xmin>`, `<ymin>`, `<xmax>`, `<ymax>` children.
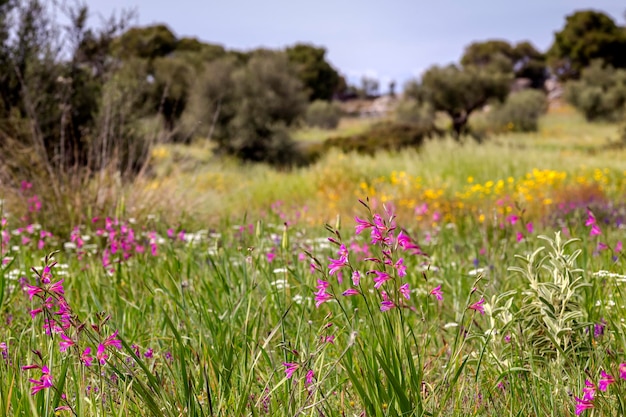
<box><xmin>2</xmin><ymin>108</ymin><xmax>626</xmax><ymax>416</ymax></box>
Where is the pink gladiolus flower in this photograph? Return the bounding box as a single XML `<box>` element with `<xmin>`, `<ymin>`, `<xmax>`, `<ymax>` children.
<box><xmin>283</xmin><ymin>362</ymin><xmax>299</xmax><ymax>379</ymax></box>
<box><xmin>598</xmin><ymin>370</ymin><xmax>615</xmax><ymax>391</ymax></box>
<box><xmin>351</xmin><ymin>270</ymin><xmax>361</xmax><ymax>286</ymax></box>
<box><xmin>575</xmin><ymin>396</ymin><xmax>594</xmax><ymax>415</ymax></box>
<box><xmin>396</xmin><ymin>231</ymin><xmax>411</xmax><ymax>248</ymax></box>
<box><xmin>59</xmin><ymin>334</ymin><xmax>74</xmax><ymax>352</ymax></box>
<box><xmin>394</xmin><ymin>258</ymin><xmax>407</xmax><ymax>277</ymax></box>
<box><xmin>516</xmin><ymin>232</ymin><xmax>524</xmax><ymax>242</ymax></box>
<box><xmin>399</xmin><ymin>283</ymin><xmax>410</xmax><ymax>300</ymax></box>
<box><xmin>469</xmin><ymin>298</ymin><xmax>485</xmax><ymax>315</ymax></box>
<box><xmin>380</xmin><ymin>300</ymin><xmax>395</xmax><ymax>312</ymax></box>
<box><xmin>266</xmin><ymin>252</ymin><xmax>276</xmax><ymax>263</ymax></box>
<box><xmin>619</xmin><ymin>363</ymin><xmax>626</xmax><ymax>380</ymax></box>
<box><xmin>29</xmin><ymin>368</ymin><xmax>53</xmax><ymax>395</ymax></box>
<box><xmin>81</xmin><ymin>347</ymin><xmax>93</xmax><ymax>367</ymax></box>
<box><xmin>96</xmin><ymin>344</ymin><xmax>108</xmax><ymax>365</ymax></box>
<box><xmin>316</xmin><ymin>279</ymin><xmax>329</xmax><ymax>291</ymax></box>
<box><xmin>526</xmin><ymin>222</ymin><xmax>534</xmax><ymax>234</ymax></box>
<box><xmin>305</xmin><ymin>369</ymin><xmax>314</xmax><ymax>385</ymax></box>
<box><xmin>48</xmin><ymin>279</ymin><xmax>64</xmax><ymax>296</ymax></box>
<box><xmin>328</xmin><ymin>256</ymin><xmax>349</xmax><ymax>276</ymax></box>
<box><xmin>342</xmin><ymin>289</ymin><xmax>360</xmax><ymax>296</ymax></box>
<box><xmin>372</xmin><ymin>270</ymin><xmax>392</xmax><ymax>289</ymax></box>
<box><xmin>616</xmin><ymin>241</ymin><xmax>623</xmax><ymax>252</ymax></box>
<box><xmin>315</xmin><ymin>291</ymin><xmax>333</xmax><ymax>307</ymax></box>
<box><xmin>507</xmin><ymin>215</ymin><xmax>519</xmax><ymax>225</ymax></box>
<box><xmin>104</xmin><ymin>331</ymin><xmax>122</xmax><ymax>350</ymax></box>
<box><xmin>590</xmin><ymin>224</ymin><xmax>601</xmax><ymax>236</ymax></box>
<box><xmin>597</xmin><ymin>242</ymin><xmax>608</xmax><ymax>251</ymax></box>
<box><xmin>25</xmin><ymin>285</ymin><xmax>43</xmax><ymax>300</ymax></box>
<box><xmin>582</xmin><ymin>379</ymin><xmax>595</xmax><ymax>401</ymax></box>
<box><xmin>397</xmin><ymin>231</ymin><xmax>425</xmax><ymax>255</ymax></box>
<box><xmin>429</xmin><ymin>285</ymin><xmax>443</xmax><ymax>301</ymax></box>
<box><xmin>354</xmin><ymin>216</ymin><xmax>372</xmax><ymax>235</ymax></box>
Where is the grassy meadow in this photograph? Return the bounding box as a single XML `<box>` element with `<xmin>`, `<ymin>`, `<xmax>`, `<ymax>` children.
<box><xmin>2</xmin><ymin>106</ymin><xmax>626</xmax><ymax>416</ymax></box>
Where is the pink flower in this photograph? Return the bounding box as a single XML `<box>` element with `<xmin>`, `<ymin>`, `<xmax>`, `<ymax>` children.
<box><xmin>266</xmin><ymin>252</ymin><xmax>276</xmax><ymax>263</ymax></box>
<box><xmin>429</xmin><ymin>285</ymin><xmax>443</xmax><ymax>301</ymax></box>
<box><xmin>616</xmin><ymin>241</ymin><xmax>623</xmax><ymax>252</ymax></box>
<box><xmin>351</xmin><ymin>271</ymin><xmax>361</xmax><ymax>286</ymax></box>
<box><xmin>507</xmin><ymin>215</ymin><xmax>519</xmax><ymax>225</ymax></box>
<box><xmin>104</xmin><ymin>330</ymin><xmax>122</xmax><ymax>350</ymax></box>
<box><xmin>396</xmin><ymin>230</ymin><xmax>411</xmax><ymax>248</ymax></box>
<box><xmin>283</xmin><ymin>362</ymin><xmax>299</xmax><ymax>379</ymax></box>
<box><xmin>316</xmin><ymin>279</ymin><xmax>329</xmax><ymax>291</ymax></box>
<box><xmin>394</xmin><ymin>258</ymin><xmax>407</xmax><ymax>277</ymax></box>
<box><xmin>342</xmin><ymin>289</ymin><xmax>360</xmax><ymax>296</ymax></box>
<box><xmin>396</xmin><ymin>231</ymin><xmax>425</xmax><ymax>255</ymax></box>
<box><xmin>598</xmin><ymin>370</ymin><xmax>615</xmax><ymax>391</ymax></box>
<box><xmin>469</xmin><ymin>298</ymin><xmax>485</xmax><ymax>315</ymax></box>
<box><xmin>399</xmin><ymin>283</ymin><xmax>410</xmax><ymax>300</ymax></box>
<box><xmin>590</xmin><ymin>224</ymin><xmax>601</xmax><ymax>236</ymax></box>
<box><xmin>380</xmin><ymin>300</ymin><xmax>395</xmax><ymax>311</ymax></box>
<box><xmin>516</xmin><ymin>232</ymin><xmax>524</xmax><ymax>242</ymax></box>
<box><xmin>81</xmin><ymin>347</ymin><xmax>93</xmax><ymax>367</ymax></box>
<box><xmin>619</xmin><ymin>363</ymin><xmax>626</xmax><ymax>380</ymax></box>
<box><xmin>380</xmin><ymin>291</ymin><xmax>395</xmax><ymax>312</ymax></box>
<box><xmin>27</xmin><ymin>365</ymin><xmax>53</xmax><ymax>395</ymax></box>
<box><xmin>315</xmin><ymin>281</ymin><xmax>333</xmax><ymax>308</ymax></box>
<box><xmin>597</xmin><ymin>242</ymin><xmax>608</xmax><ymax>251</ymax></box>
<box><xmin>372</xmin><ymin>270</ymin><xmax>392</xmax><ymax>289</ymax></box>
<box><xmin>59</xmin><ymin>334</ymin><xmax>74</xmax><ymax>353</ymax></box>
<box><xmin>29</xmin><ymin>308</ymin><xmax>43</xmax><ymax>318</ymax></box>
<box><xmin>25</xmin><ymin>285</ymin><xmax>43</xmax><ymax>300</ymax></box>
<box><xmin>96</xmin><ymin>344</ymin><xmax>108</xmax><ymax>365</ymax></box>
<box><xmin>328</xmin><ymin>247</ymin><xmax>349</xmax><ymax>275</ymax></box>
<box><xmin>48</xmin><ymin>279</ymin><xmax>64</xmax><ymax>296</ymax></box>
<box><xmin>526</xmin><ymin>222</ymin><xmax>534</xmax><ymax>234</ymax></box>
<box><xmin>305</xmin><ymin>369</ymin><xmax>314</xmax><ymax>385</ymax></box>
<box><xmin>575</xmin><ymin>396</ymin><xmax>594</xmax><ymax>415</ymax></box>
<box><xmin>582</xmin><ymin>379</ymin><xmax>595</xmax><ymax>401</ymax></box>
<box><xmin>354</xmin><ymin>216</ymin><xmax>372</xmax><ymax>235</ymax></box>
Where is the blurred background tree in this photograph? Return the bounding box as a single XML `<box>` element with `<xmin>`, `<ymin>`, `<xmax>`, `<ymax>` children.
<box><xmin>286</xmin><ymin>43</ymin><xmax>341</xmax><ymax>101</ymax></box>
<box><xmin>407</xmin><ymin>64</ymin><xmax>511</xmax><ymax>138</ymax></box>
<box><xmin>461</xmin><ymin>40</ymin><xmax>547</xmax><ymax>88</ymax></box>
<box><xmin>565</xmin><ymin>61</ymin><xmax>626</xmax><ymax>121</ymax></box>
<box><xmin>547</xmin><ymin>10</ymin><xmax>626</xmax><ymax>80</ymax></box>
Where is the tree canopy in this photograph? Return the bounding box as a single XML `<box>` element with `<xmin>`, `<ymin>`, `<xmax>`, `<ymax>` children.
<box><xmin>408</xmin><ymin>64</ymin><xmax>511</xmax><ymax>138</ymax></box>
<box><xmin>285</xmin><ymin>43</ymin><xmax>341</xmax><ymax>101</ymax></box>
<box><xmin>461</xmin><ymin>40</ymin><xmax>547</xmax><ymax>88</ymax></box>
<box><xmin>547</xmin><ymin>10</ymin><xmax>626</xmax><ymax>80</ymax></box>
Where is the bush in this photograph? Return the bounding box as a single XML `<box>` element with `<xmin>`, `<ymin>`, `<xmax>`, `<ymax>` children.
<box><xmin>182</xmin><ymin>51</ymin><xmax>309</xmax><ymax>167</ymax></box>
<box><xmin>324</xmin><ymin>121</ymin><xmax>441</xmax><ymax>155</ymax></box>
<box><xmin>305</xmin><ymin>100</ymin><xmax>342</xmax><ymax>129</ymax></box>
<box><xmin>394</xmin><ymin>99</ymin><xmax>436</xmax><ymax>130</ymax></box>
<box><xmin>565</xmin><ymin>61</ymin><xmax>626</xmax><ymax>121</ymax></box>
<box><xmin>488</xmin><ymin>89</ymin><xmax>548</xmax><ymax>132</ymax></box>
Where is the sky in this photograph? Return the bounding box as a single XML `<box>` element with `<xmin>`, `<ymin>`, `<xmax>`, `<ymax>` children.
<box><xmin>86</xmin><ymin>0</ymin><xmax>625</xmax><ymax>89</ymax></box>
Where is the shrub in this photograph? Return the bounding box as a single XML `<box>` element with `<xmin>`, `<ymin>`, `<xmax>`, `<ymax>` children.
<box><xmin>565</xmin><ymin>61</ymin><xmax>626</xmax><ymax>121</ymax></box>
<box><xmin>182</xmin><ymin>51</ymin><xmax>309</xmax><ymax>167</ymax></box>
<box><xmin>393</xmin><ymin>99</ymin><xmax>436</xmax><ymax>130</ymax></box>
<box><xmin>488</xmin><ymin>89</ymin><xmax>548</xmax><ymax>132</ymax></box>
<box><xmin>305</xmin><ymin>100</ymin><xmax>342</xmax><ymax>129</ymax></box>
<box><xmin>323</xmin><ymin>121</ymin><xmax>440</xmax><ymax>155</ymax></box>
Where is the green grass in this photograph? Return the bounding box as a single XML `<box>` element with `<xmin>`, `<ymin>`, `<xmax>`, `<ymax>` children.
<box><xmin>1</xmin><ymin>110</ymin><xmax>626</xmax><ymax>416</ymax></box>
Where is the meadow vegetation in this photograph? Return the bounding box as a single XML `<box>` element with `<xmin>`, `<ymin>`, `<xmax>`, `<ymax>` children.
<box><xmin>2</xmin><ymin>1</ymin><xmax>626</xmax><ymax>416</ymax></box>
<box><xmin>2</xmin><ymin>106</ymin><xmax>626</xmax><ymax>416</ymax></box>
